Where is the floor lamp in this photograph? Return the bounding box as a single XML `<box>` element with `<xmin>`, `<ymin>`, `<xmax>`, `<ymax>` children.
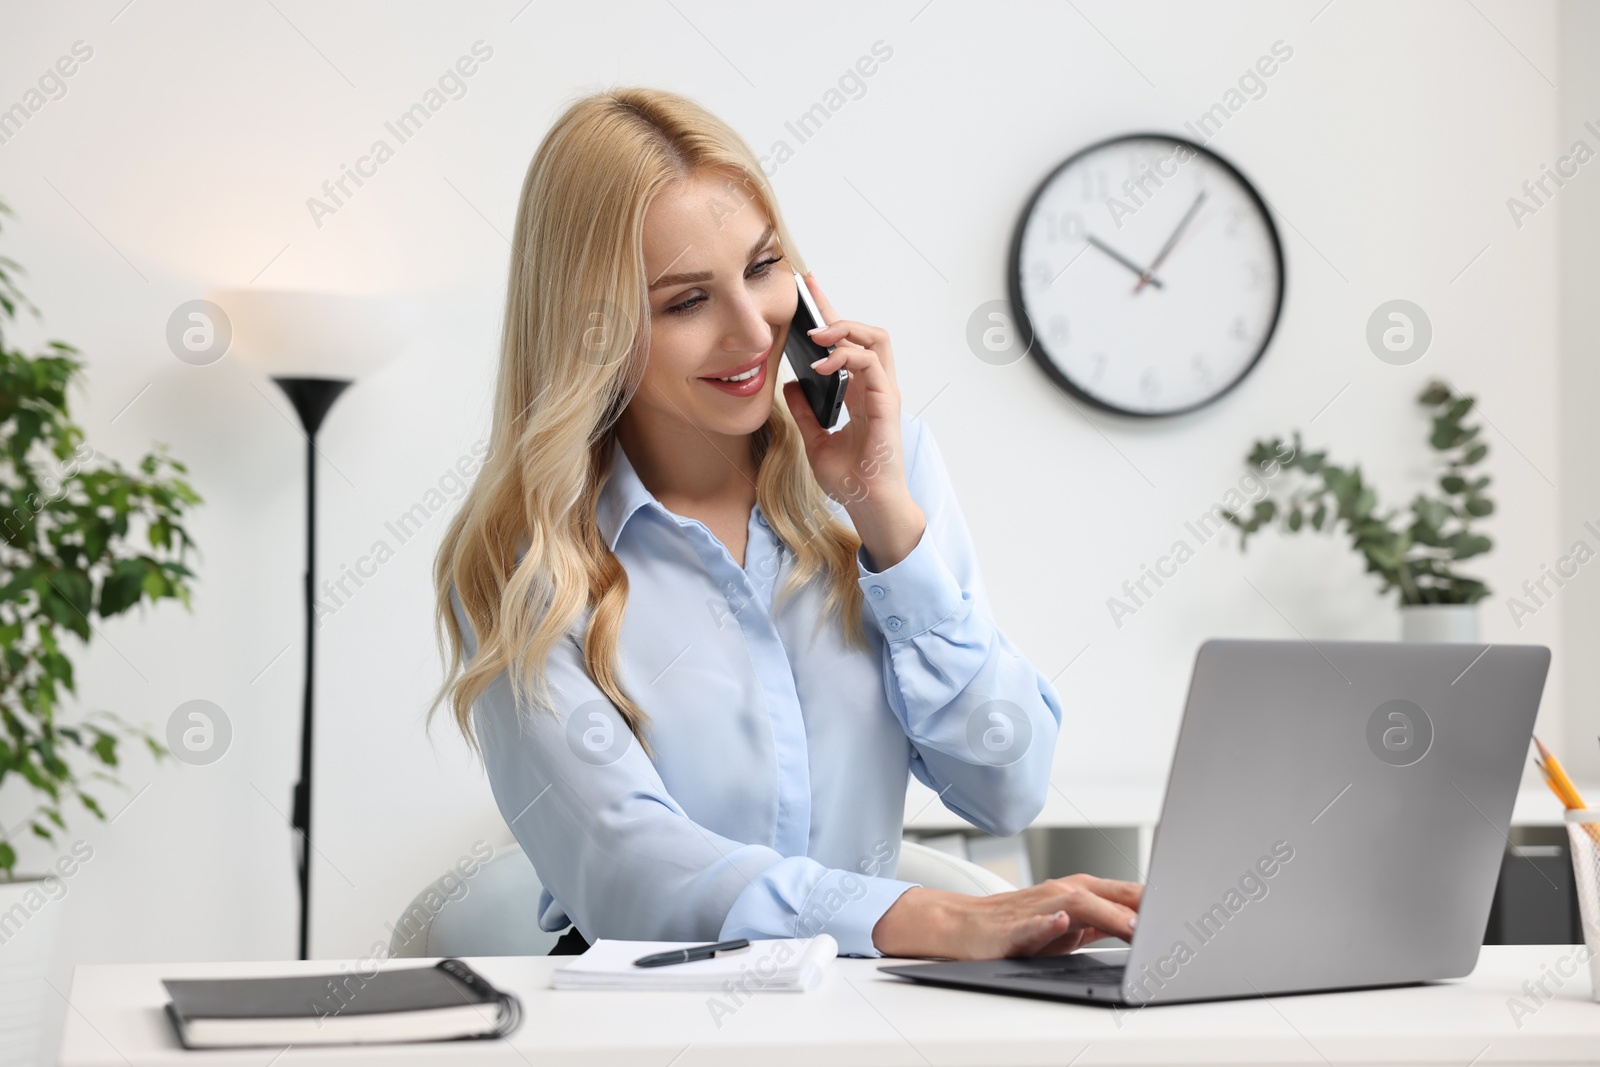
<box><xmin>212</xmin><ymin>290</ymin><xmax>413</xmax><ymax>960</ymax></box>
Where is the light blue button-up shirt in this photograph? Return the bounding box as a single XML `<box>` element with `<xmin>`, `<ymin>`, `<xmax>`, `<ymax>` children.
<box><xmin>456</xmin><ymin>411</ymin><xmax>1062</xmax><ymax>957</ymax></box>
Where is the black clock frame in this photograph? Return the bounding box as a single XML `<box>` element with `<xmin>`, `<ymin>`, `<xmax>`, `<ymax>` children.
<box><xmin>1006</xmin><ymin>132</ymin><xmax>1286</xmax><ymax>419</ymax></box>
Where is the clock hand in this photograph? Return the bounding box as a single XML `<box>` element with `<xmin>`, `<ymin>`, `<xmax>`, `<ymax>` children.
<box><xmin>1084</xmin><ymin>235</ymin><xmax>1165</xmax><ymax>290</ymax></box>
<box><xmin>1133</xmin><ymin>190</ymin><xmax>1207</xmax><ymax>294</ymax></box>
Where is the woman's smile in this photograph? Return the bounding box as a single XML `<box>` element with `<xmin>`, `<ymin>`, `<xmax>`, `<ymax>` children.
<box><xmin>698</xmin><ymin>342</ymin><xmax>774</xmax><ymax>398</ymax></box>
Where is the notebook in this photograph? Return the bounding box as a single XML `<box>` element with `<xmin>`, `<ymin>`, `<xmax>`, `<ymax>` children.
<box><xmin>551</xmin><ymin>935</ymin><xmax>838</xmax><ymax>991</ymax></box>
<box><xmin>161</xmin><ymin>958</ymin><xmax>521</xmax><ymax>1049</ymax></box>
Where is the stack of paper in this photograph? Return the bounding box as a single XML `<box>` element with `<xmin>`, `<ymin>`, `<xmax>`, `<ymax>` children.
<box><xmin>551</xmin><ymin>936</ymin><xmax>837</xmax><ymax>992</ymax></box>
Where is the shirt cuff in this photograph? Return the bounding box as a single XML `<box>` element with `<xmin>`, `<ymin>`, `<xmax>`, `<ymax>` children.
<box><xmin>796</xmin><ymin>870</ymin><xmax>922</xmax><ymax>958</ymax></box>
<box><xmin>857</xmin><ymin>528</ymin><xmax>965</xmax><ymax>641</ymax></box>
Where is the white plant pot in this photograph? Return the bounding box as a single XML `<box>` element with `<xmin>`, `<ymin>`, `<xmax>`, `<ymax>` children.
<box><xmin>1400</xmin><ymin>603</ymin><xmax>1480</xmax><ymax>643</ymax></box>
<box><xmin>0</xmin><ymin>875</ymin><xmax>63</xmax><ymax>1067</ymax></box>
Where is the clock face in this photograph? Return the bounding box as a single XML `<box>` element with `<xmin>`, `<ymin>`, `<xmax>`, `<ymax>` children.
<box><xmin>1009</xmin><ymin>134</ymin><xmax>1284</xmax><ymax>417</ymax></box>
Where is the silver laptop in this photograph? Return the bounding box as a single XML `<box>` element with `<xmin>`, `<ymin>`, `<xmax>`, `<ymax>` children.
<box><xmin>882</xmin><ymin>637</ymin><xmax>1551</xmax><ymax>1006</ymax></box>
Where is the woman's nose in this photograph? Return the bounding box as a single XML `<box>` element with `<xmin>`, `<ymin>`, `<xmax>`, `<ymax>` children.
<box><xmin>726</xmin><ymin>292</ymin><xmax>775</xmax><ymax>353</ymax></box>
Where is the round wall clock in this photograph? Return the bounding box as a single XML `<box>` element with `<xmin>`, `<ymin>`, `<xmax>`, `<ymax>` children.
<box><xmin>1008</xmin><ymin>133</ymin><xmax>1285</xmax><ymax>417</ymax></box>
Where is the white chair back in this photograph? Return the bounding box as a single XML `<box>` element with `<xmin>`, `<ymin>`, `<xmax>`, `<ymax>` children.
<box><xmin>389</xmin><ymin>837</ymin><xmax>1017</xmax><ymax>958</ymax></box>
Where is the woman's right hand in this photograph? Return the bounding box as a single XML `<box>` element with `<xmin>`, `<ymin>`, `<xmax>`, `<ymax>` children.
<box><xmin>871</xmin><ymin>875</ymin><xmax>1143</xmax><ymax>960</ymax></box>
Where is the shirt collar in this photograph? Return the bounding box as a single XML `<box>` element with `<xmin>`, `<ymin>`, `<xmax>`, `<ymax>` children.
<box><xmin>595</xmin><ymin>437</ymin><xmax>657</xmax><ymax>551</ymax></box>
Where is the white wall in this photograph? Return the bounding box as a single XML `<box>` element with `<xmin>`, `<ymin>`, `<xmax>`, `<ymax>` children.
<box><xmin>1558</xmin><ymin>0</ymin><xmax>1600</xmax><ymax>782</ymax></box>
<box><xmin>0</xmin><ymin>0</ymin><xmax>1579</xmax><ymax>1061</ymax></box>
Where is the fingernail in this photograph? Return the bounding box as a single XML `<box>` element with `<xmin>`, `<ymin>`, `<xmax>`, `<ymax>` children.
<box><xmin>810</xmin><ymin>357</ymin><xmax>829</xmax><ymax>369</ymax></box>
<box><xmin>1128</xmin><ymin>916</ymin><xmax>1138</xmax><ymax>930</ymax></box>
<box><xmin>1055</xmin><ymin>910</ymin><xmax>1067</xmax><ymax>921</ymax></box>
<box><xmin>807</xmin><ymin>325</ymin><xmax>824</xmax><ymax>334</ymax></box>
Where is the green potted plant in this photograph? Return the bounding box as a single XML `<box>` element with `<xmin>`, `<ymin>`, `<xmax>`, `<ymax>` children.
<box><xmin>0</xmin><ymin>197</ymin><xmax>201</xmax><ymax>1063</ymax></box>
<box><xmin>1222</xmin><ymin>379</ymin><xmax>1493</xmax><ymax>641</ymax></box>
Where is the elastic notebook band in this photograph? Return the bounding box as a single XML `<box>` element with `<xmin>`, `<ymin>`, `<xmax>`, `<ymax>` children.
<box><xmin>435</xmin><ymin>958</ymin><xmax>492</xmax><ymax>1000</ymax></box>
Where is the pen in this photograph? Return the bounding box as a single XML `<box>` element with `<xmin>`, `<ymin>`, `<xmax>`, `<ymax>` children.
<box><xmin>633</xmin><ymin>938</ymin><xmax>750</xmax><ymax>968</ymax></box>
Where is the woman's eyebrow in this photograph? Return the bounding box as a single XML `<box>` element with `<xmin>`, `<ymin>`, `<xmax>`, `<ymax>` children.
<box><xmin>648</xmin><ymin>224</ymin><xmax>777</xmax><ymax>291</ymax></box>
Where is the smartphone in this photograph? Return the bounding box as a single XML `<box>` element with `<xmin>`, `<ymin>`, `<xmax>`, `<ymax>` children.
<box><xmin>782</xmin><ymin>271</ymin><xmax>848</xmax><ymax>429</ymax></box>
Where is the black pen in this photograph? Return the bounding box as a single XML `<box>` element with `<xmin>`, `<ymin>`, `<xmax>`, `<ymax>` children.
<box><xmin>632</xmin><ymin>938</ymin><xmax>751</xmax><ymax>968</ymax></box>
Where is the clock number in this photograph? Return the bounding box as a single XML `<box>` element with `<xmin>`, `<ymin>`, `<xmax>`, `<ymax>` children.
<box><xmin>1192</xmin><ymin>353</ymin><xmax>1212</xmax><ymax>386</ymax></box>
<box><xmin>1245</xmin><ymin>262</ymin><xmax>1266</xmax><ymax>291</ymax></box>
<box><xmin>1224</xmin><ymin>208</ymin><xmax>1244</xmax><ymax>236</ymax></box>
<box><xmin>1139</xmin><ymin>367</ymin><xmax>1160</xmax><ymax>397</ymax></box>
<box><xmin>1033</xmin><ymin>260</ymin><xmax>1053</xmax><ymax>288</ymax></box>
<box><xmin>1229</xmin><ymin>315</ymin><xmax>1247</xmax><ymax>341</ymax></box>
<box><xmin>1089</xmin><ymin>352</ymin><xmax>1107</xmax><ymax>383</ymax></box>
<box><xmin>1080</xmin><ymin>169</ymin><xmax>1109</xmax><ymax>203</ymax></box>
<box><xmin>1046</xmin><ymin>211</ymin><xmax>1085</xmax><ymax>243</ymax></box>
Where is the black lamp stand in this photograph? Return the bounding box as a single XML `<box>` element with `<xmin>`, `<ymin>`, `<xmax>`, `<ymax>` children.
<box><xmin>272</xmin><ymin>376</ymin><xmax>352</xmax><ymax>961</ymax></box>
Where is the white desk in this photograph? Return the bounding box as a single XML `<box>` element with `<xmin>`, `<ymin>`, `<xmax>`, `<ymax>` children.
<box><xmin>58</xmin><ymin>946</ymin><xmax>1600</xmax><ymax>1065</ymax></box>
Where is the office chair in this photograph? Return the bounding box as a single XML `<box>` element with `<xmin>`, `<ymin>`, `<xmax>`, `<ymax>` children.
<box><xmin>389</xmin><ymin>838</ymin><xmax>1017</xmax><ymax>958</ymax></box>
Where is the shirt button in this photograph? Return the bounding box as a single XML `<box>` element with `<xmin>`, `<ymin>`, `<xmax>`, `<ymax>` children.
<box><xmin>869</xmin><ymin>585</ymin><xmax>885</xmax><ymax>600</ymax></box>
<box><xmin>886</xmin><ymin>615</ymin><xmax>903</xmax><ymax>632</ymax></box>
<box><xmin>756</xmin><ymin>511</ymin><xmax>769</xmax><ymax>527</ymax></box>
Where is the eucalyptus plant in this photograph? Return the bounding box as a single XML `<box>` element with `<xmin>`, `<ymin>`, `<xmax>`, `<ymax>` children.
<box><xmin>1223</xmin><ymin>379</ymin><xmax>1493</xmax><ymax>606</ymax></box>
<box><xmin>0</xmin><ymin>197</ymin><xmax>202</xmax><ymax>879</ymax></box>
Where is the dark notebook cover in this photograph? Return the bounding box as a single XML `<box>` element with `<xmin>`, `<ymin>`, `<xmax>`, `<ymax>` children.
<box><xmin>162</xmin><ymin>958</ymin><xmax>521</xmax><ymax>1048</ymax></box>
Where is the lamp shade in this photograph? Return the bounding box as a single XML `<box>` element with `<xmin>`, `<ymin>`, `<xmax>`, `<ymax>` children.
<box><xmin>208</xmin><ymin>289</ymin><xmax>417</xmax><ymax>380</ymax></box>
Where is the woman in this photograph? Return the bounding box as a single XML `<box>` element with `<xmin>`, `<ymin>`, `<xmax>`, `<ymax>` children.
<box><xmin>431</xmin><ymin>87</ymin><xmax>1141</xmax><ymax>959</ymax></box>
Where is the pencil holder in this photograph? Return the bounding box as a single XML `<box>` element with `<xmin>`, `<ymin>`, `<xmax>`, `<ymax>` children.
<box><xmin>1564</xmin><ymin>809</ymin><xmax>1600</xmax><ymax>1001</ymax></box>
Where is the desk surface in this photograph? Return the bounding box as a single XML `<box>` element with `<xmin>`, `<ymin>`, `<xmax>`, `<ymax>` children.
<box><xmin>60</xmin><ymin>945</ymin><xmax>1600</xmax><ymax>1066</ymax></box>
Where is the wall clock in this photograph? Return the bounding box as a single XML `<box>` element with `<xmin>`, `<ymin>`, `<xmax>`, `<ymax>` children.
<box><xmin>1007</xmin><ymin>133</ymin><xmax>1284</xmax><ymax>417</ymax></box>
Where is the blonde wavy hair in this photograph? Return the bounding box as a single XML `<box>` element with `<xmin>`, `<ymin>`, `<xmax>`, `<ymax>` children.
<box><xmin>430</xmin><ymin>87</ymin><xmax>868</xmax><ymax>762</ymax></box>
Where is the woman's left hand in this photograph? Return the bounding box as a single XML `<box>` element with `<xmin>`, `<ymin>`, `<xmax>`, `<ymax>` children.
<box><xmin>781</xmin><ymin>272</ymin><xmax>927</xmax><ymax>570</ymax></box>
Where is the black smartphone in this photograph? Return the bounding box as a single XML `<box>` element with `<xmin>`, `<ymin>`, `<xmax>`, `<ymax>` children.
<box><xmin>782</xmin><ymin>271</ymin><xmax>848</xmax><ymax>429</ymax></box>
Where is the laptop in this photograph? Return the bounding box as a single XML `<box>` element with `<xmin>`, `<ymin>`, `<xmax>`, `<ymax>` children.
<box><xmin>881</xmin><ymin>637</ymin><xmax>1551</xmax><ymax>1006</ymax></box>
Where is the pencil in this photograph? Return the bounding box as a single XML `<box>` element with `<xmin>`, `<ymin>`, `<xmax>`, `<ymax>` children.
<box><xmin>1535</xmin><ymin>736</ymin><xmax>1586</xmax><ymax>809</ymax></box>
<box><xmin>1533</xmin><ymin>736</ymin><xmax>1600</xmax><ymax>847</ymax></box>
